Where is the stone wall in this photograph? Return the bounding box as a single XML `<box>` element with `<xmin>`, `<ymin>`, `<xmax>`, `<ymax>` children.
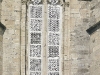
<box><xmin>0</xmin><ymin>0</ymin><xmax>100</xmax><ymax>75</ymax></box>
<box><xmin>1</xmin><ymin>0</ymin><xmax>26</xmax><ymax>75</ymax></box>
<box><xmin>64</xmin><ymin>0</ymin><xmax>100</xmax><ymax>75</ymax></box>
<box><xmin>89</xmin><ymin>0</ymin><xmax>100</xmax><ymax>75</ymax></box>
<box><xmin>64</xmin><ymin>0</ymin><xmax>91</xmax><ymax>75</ymax></box>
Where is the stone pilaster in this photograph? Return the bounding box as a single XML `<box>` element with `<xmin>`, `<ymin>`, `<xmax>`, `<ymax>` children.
<box><xmin>0</xmin><ymin>22</ymin><xmax>6</xmax><ymax>75</ymax></box>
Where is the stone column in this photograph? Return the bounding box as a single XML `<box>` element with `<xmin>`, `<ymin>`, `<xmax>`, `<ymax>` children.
<box><xmin>0</xmin><ymin>22</ymin><xmax>6</xmax><ymax>75</ymax></box>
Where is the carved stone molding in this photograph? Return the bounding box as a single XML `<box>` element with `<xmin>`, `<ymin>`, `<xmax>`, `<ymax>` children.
<box><xmin>47</xmin><ymin>0</ymin><xmax>60</xmax><ymax>5</ymax></box>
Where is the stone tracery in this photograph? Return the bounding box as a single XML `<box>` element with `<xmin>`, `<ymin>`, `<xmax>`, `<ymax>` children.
<box><xmin>29</xmin><ymin>1</ymin><xmax>43</xmax><ymax>75</ymax></box>
<box><xmin>29</xmin><ymin>0</ymin><xmax>62</xmax><ymax>75</ymax></box>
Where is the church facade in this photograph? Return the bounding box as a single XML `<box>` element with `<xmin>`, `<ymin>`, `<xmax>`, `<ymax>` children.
<box><xmin>0</xmin><ymin>0</ymin><xmax>100</xmax><ymax>75</ymax></box>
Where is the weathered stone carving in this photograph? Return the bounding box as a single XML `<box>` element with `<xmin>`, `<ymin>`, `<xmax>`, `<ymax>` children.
<box><xmin>32</xmin><ymin>0</ymin><xmax>42</xmax><ymax>5</ymax></box>
<box><xmin>48</xmin><ymin>0</ymin><xmax>60</xmax><ymax>5</ymax></box>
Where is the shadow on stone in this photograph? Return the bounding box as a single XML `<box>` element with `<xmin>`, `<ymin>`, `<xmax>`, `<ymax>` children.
<box><xmin>0</xmin><ymin>22</ymin><xmax>6</xmax><ymax>35</ymax></box>
<box><xmin>86</xmin><ymin>21</ymin><xmax>100</xmax><ymax>35</ymax></box>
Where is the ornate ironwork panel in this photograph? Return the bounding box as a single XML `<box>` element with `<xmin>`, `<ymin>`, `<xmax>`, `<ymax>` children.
<box><xmin>47</xmin><ymin>3</ymin><xmax>62</xmax><ymax>75</ymax></box>
<box><xmin>29</xmin><ymin>1</ymin><xmax>43</xmax><ymax>75</ymax></box>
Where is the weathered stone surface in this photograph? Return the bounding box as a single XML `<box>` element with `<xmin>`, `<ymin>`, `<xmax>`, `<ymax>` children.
<box><xmin>0</xmin><ymin>0</ymin><xmax>99</xmax><ymax>75</ymax></box>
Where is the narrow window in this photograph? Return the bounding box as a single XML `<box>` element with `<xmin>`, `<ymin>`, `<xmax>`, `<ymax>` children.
<box><xmin>47</xmin><ymin>0</ymin><xmax>63</xmax><ymax>75</ymax></box>
<box><xmin>28</xmin><ymin>0</ymin><xmax>43</xmax><ymax>75</ymax></box>
<box><xmin>28</xmin><ymin>0</ymin><xmax>63</xmax><ymax>75</ymax></box>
